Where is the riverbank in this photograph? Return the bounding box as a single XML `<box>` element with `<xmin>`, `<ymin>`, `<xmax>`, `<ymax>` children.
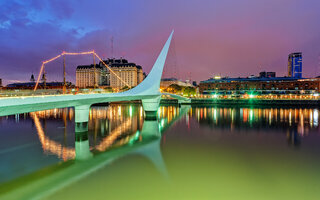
<box><xmin>160</xmin><ymin>98</ymin><xmax>320</xmax><ymax>107</ymax></box>
<box><xmin>190</xmin><ymin>98</ymin><xmax>320</xmax><ymax>107</ymax></box>
<box><xmin>105</xmin><ymin>98</ymin><xmax>320</xmax><ymax>107</ymax></box>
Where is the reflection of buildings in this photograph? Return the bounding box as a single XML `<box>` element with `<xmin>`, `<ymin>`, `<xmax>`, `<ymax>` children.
<box><xmin>11</xmin><ymin>106</ymin><xmax>184</xmax><ymax>199</ymax></box>
<box><xmin>287</xmin><ymin>129</ymin><xmax>301</xmax><ymax>146</ymax></box>
<box><xmin>7</xmin><ymin>105</ymin><xmax>320</xmax><ymax>156</ymax></box>
<box><xmin>28</xmin><ymin>104</ymin><xmax>184</xmax><ymax>161</ymax></box>
<box><xmin>158</xmin><ymin>106</ymin><xmax>180</xmax><ymax>125</ymax></box>
<box><xmin>31</xmin><ymin>106</ymin><xmax>144</xmax><ymax>160</ymax></box>
<box><xmin>33</xmin><ymin>108</ymin><xmax>74</xmax><ymax>120</ymax></box>
<box><xmin>192</xmin><ymin>107</ymin><xmax>320</xmax><ymax>136</ymax></box>
<box><xmin>28</xmin><ymin>105</ymin><xmax>320</xmax><ymax>167</ymax></box>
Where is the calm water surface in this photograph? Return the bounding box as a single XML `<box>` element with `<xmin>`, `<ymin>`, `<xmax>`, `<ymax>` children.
<box><xmin>0</xmin><ymin>105</ymin><xmax>320</xmax><ymax>199</ymax></box>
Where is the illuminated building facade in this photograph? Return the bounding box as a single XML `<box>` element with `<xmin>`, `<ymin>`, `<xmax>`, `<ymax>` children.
<box><xmin>199</xmin><ymin>77</ymin><xmax>320</xmax><ymax>94</ymax></box>
<box><xmin>160</xmin><ymin>78</ymin><xmax>194</xmax><ymax>89</ymax></box>
<box><xmin>76</xmin><ymin>58</ymin><xmax>144</xmax><ymax>89</ymax></box>
<box><xmin>6</xmin><ymin>81</ymin><xmax>73</xmax><ymax>89</ymax></box>
<box><xmin>76</xmin><ymin>65</ymin><xmax>103</xmax><ymax>88</ymax></box>
<box><xmin>100</xmin><ymin>58</ymin><xmax>143</xmax><ymax>89</ymax></box>
<box><xmin>288</xmin><ymin>52</ymin><xmax>302</xmax><ymax>78</ymax></box>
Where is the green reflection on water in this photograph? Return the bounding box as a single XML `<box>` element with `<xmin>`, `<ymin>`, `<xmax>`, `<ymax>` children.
<box><xmin>0</xmin><ymin>105</ymin><xmax>320</xmax><ymax>199</ymax></box>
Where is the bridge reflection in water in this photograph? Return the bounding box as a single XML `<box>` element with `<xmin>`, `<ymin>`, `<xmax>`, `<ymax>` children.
<box><xmin>29</xmin><ymin>105</ymin><xmax>189</xmax><ymax>161</ymax></box>
<box><xmin>23</xmin><ymin>106</ymin><xmax>320</xmax><ymax>163</ymax></box>
<box><xmin>0</xmin><ymin>105</ymin><xmax>190</xmax><ymax>199</ymax></box>
<box><xmin>1</xmin><ymin>105</ymin><xmax>320</xmax><ymax>199</ymax></box>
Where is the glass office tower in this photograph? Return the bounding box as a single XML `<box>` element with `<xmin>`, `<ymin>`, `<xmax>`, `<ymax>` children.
<box><xmin>288</xmin><ymin>52</ymin><xmax>302</xmax><ymax>78</ymax></box>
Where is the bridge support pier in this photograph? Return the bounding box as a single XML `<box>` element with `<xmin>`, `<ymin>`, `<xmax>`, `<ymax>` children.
<box><xmin>75</xmin><ymin>130</ymin><xmax>92</xmax><ymax>161</ymax></box>
<box><xmin>75</xmin><ymin>105</ymin><xmax>90</xmax><ymax>123</ymax></box>
<box><xmin>142</xmin><ymin>96</ymin><xmax>161</xmax><ymax>120</ymax></box>
<box><xmin>74</xmin><ymin>105</ymin><xmax>92</xmax><ymax>160</ymax></box>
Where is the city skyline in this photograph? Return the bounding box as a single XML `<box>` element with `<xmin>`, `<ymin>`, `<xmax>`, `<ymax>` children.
<box><xmin>1</xmin><ymin>0</ymin><xmax>320</xmax><ymax>85</ymax></box>
<box><xmin>2</xmin><ymin>1</ymin><xmax>320</xmax><ymax>199</ymax></box>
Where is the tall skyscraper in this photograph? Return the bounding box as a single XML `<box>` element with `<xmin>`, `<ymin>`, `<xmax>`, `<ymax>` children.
<box><xmin>288</xmin><ymin>52</ymin><xmax>302</xmax><ymax>78</ymax></box>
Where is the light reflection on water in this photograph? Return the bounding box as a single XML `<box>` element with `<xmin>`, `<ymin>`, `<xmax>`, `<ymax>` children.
<box><xmin>0</xmin><ymin>105</ymin><xmax>320</xmax><ymax>199</ymax></box>
<box><xmin>193</xmin><ymin>107</ymin><xmax>320</xmax><ymax>130</ymax></box>
<box><xmin>26</xmin><ymin>105</ymin><xmax>183</xmax><ymax>161</ymax></box>
<box><xmin>192</xmin><ymin>107</ymin><xmax>320</xmax><ymax>146</ymax></box>
<box><xmin>0</xmin><ymin>104</ymin><xmax>185</xmax><ymax>188</ymax></box>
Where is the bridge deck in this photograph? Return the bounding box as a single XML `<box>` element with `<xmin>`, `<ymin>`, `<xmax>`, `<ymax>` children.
<box><xmin>0</xmin><ymin>93</ymin><xmax>160</xmax><ymax>117</ymax></box>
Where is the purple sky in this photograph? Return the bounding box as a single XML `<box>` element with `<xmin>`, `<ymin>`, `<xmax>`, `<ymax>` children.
<box><xmin>1</xmin><ymin>0</ymin><xmax>320</xmax><ymax>85</ymax></box>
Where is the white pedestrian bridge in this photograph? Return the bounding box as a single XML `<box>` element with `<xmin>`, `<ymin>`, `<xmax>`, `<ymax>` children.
<box><xmin>0</xmin><ymin>31</ymin><xmax>189</xmax><ymax>119</ymax></box>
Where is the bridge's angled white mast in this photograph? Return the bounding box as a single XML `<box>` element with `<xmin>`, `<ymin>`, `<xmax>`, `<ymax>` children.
<box><xmin>124</xmin><ymin>30</ymin><xmax>174</xmax><ymax>96</ymax></box>
<box><xmin>0</xmin><ymin>31</ymin><xmax>176</xmax><ymax>117</ymax></box>
<box><xmin>124</xmin><ymin>30</ymin><xmax>174</xmax><ymax>116</ymax></box>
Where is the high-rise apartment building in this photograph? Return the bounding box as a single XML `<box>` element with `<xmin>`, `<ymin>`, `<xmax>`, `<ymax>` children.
<box><xmin>288</xmin><ymin>52</ymin><xmax>302</xmax><ymax>78</ymax></box>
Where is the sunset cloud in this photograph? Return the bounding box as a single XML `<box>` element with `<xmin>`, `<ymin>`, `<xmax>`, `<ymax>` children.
<box><xmin>0</xmin><ymin>0</ymin><xmax>320</xmax><ymax>85</ymax></box>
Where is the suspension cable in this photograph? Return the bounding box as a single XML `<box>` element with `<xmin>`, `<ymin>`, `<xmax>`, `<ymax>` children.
<box><xmin>94</xmin><ymin>52</ymin><xmax>131</xmax><ymax>89</ymax></box>
<box><xmin>34</xmin><ymin>51</ymin><xmax>131</xmax><ymax>91</ymax></box>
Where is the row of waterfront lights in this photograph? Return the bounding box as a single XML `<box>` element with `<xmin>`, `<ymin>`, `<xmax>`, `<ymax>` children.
<box><xmin>204</xmin><ymin>93</ymin><xmax>320</xmax><ymax>99</ymax></box>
